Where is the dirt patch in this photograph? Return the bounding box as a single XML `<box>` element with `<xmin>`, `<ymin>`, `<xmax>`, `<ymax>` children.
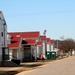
<box><xmin>0</xmin><ymin>63</ymin><xmax>44</xmax><ymax>75</ymax></box>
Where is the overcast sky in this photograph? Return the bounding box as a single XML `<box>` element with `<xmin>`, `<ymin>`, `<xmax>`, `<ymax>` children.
<box><xmin>0</xmin><ymin>0</ymin><xmax>75</xmax><ymax>40</ymax></box>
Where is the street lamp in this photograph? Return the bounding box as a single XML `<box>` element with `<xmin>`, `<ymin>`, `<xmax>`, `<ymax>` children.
<box><xmin>60</xmin><ymin>36</ymin><xmax>64</xmax><ymax>41</ymax></box>
<box><xmin>43</xmin><ymin>30</ymin><xmax>47</xmax><ymax>35</ymax></box>
<box><xmin>43</xmin><ymin>30</ymin><xmax>47</xmax><ymax>56</ymax></box>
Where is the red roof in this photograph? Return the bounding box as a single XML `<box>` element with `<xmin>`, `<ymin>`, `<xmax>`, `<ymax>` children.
<box><xmin>50</xmin><ymin>39</ymin><xmax>54</xmax><ymax>44</ymax></box>
<box><xmin>36</xmin><ymin>42</ymin><xmax>42</xmax><ymax>46</ymax></box>
<box><xmin>7</xmin><ymin>31</ymin><xmax>40</xmax><ymax>48</ymax></box>
<box><xmin>8</xmin><ymin>37</ymin><xmax>21</xmax><ymax>49</ymax></box>
<box><xmin>8</xmin><ymin>31</ymin><xmax>40</xmax><ymax>39</ymax></box>
<box><xmin>40</xmin><ymin>36</ymin><xmax>46</xmax><ymax>41</ymax></box>
<box><xmin>46</xmin><ymin>38</ymin><xmax>50</xmax><ymax>43</ymax></box>
<box><xmin>22</xmin><ymin>39</ymin><xmax>36</xmax><ymax>45</ymax></box>
<box><xmin>21</xmin><ymin>32</ymin><xmax>40</xmax><ymax>38</ymax></box>
<box><xmin>8</xmin><ymin>32</ymin><xmax>20</xmax><ymax>38</ymax></box>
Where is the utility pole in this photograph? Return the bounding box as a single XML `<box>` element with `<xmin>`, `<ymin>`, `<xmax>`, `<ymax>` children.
<box><xmin>57</xmin><ymin>40</ymin><xmax>58</xmax><ymax>49</ymax></box>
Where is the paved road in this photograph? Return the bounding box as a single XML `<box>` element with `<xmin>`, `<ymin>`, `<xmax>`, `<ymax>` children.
<box><xmin>21</xmin><ymin>56</ymin><xmax>75</xmax><ymax>75</ymax></box>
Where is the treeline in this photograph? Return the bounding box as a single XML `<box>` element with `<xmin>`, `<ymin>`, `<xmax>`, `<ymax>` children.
<box><xmin>54</xmin><ymin>38</ymin><xmax>75</xmax><ymax>55</ymax></box>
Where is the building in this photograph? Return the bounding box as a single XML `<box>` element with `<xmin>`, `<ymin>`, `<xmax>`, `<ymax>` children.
<box><xmin>50</xmin><ymin>39</ymin><xmax>54</xmax><ymax>51</ymax></box>
<box><xmin>0</xmin><ymin>11</ymin><xmax>8</xmax><ymax>66</ymax></box>
<box><xmin>40</xmin><ymin>36</ymin><xmax>47</xmax><ymax>59</ymax></box>
<box><xmin>46</xmin><ymin>38</ymin><xmax>51</xmax><ymax>52</ymax></box>
<box><xmin>36</xmin><ymin>41</ymin><xmax>43</xmax><ymax>59</ymax></box>
<box><xmin>8</xmin><ymin>31</ymin><xmax>40</xmax><ymax>62</ymax></box>
<box><xmin>8</xmin><ymin>31</ymin><xmax>55</xmax><ymax>62</ymax></box>
<box><xmin>7</xmin><ymin>36</ymin><xmax>23</xmax><ymax>61</ymax></box>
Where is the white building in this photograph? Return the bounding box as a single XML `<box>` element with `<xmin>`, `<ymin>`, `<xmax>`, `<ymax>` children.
<box><xmin>50</xmin><ymin>39</ymin><xmax>54</xmax><ymax>51</ymax></box>
<box><xmin>46</xmin><ymin>38</ymin><xmax>51</xmax><ymax>52</ymax></box>
<box><xmin>8</xmin><ymin>32</ymin><xmax>40</xmax><ymax>62</ymax></box>
<box><xmin>40</xmin><ymin>36</ymin><xmax>47</xmax><ymax>59</ymax></box>
<box><xmin>36</xmin><ymin>42</ymin><xmax>43</xmax><ymax>59</ymax></box>
<box><xmin>0</xmin><ymin>11</ymin><xmax>8</xmax><ymax>66</ymax></box>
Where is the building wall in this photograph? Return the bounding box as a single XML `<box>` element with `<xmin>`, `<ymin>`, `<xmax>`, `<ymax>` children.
<box><xmin>34</xmin><ymin>46</ymin><xmax>37</xmax><ymax>61</ymax></box>
<box><xmin>7</xmin><ymin>35</ymin><xmax>11</xmax><ymax>44</ymax></box>
<box><xmin>9</xmin><ymin>49</ymin><xmax>18</xmax><ymax>60</ymax></box>
<box><xmin>47</xmin><ymin>43</ymin><xmax>50</xmax><ymax>52</ymax></box>
<box><xmin>42</xmin><ymin>42</ymin><xmax>46</xmax><ymax>55</ymax></box>
<box><xmin>0</xmin><ymin>14</ymin><xmax>3</xmax><ymax>62</ymax></box>
<box><xmin>9</xmin><ymin>49</ymin><xmax>12</xmax><ymax>60</ymax></box>
<box><xmin>9</xmin><ymin>48</ymin><xmax>24</xmax><ymax>62</ymax></box>
<box><xmin>13</xmin><ymin>49</ymin><xmax>17</xmax><ymax>59</ymax></box>
<box><xmin>36</xmin><ymin>46</ymin><xmax>39</xmax><ymax>58</ymax></box>
<box><xmin>36</xmin><ymin>45</ymin><xmax>42</xmax><ymax>58</ymax></box>
<box><xmin>0</xmin><ymin>12</ymin><xmax>7</xmax><ymax>61</ymax></box>
<box><xmin>38</xmin><ymin>46</ymin><xmax>42</xmax><ymax>56</ymax></box>
<box><xmin>50</xmin><ymin>44</ymin><xmax>54</xmax><ymax>51</ymax></box>
<box><xmin>0</xmin><ymin>12</ymin><xmax>7</xmax><ymax>48</ymax></box>
<box><xmin>19</xmin><ymin>48</ymin><xmax>24</xmax><ymax>62</ymax></box>
<box><xmin>0</xmin><ymin>48</ymin><xmax>2</xmax><ymax>61</ymax></box>
<box><xmin>17</xmin><ymin>38</ymin><xmax>23</xmax><ymax>61</ymax></box>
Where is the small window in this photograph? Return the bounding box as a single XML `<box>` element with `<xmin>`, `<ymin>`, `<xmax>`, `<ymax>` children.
<box><xmin>1</xmin><ymin>32</ymin><xmax>3</xmax><ymax>37</ymax></box>
<box><xmin>16</xmin><ymin>35</ymin><xmax>20</xmax><ymax>37</ymax></box>
<box><xmin>2</xmin><ymin>44</ymin><xmax>3</xmax><ymax>46</ymax></box>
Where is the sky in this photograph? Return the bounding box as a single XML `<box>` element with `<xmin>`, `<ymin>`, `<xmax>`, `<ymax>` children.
<box><xmin>0</xmin><ymin>0</ymin><xmax>75</xmax><ymax>40</ymax></box>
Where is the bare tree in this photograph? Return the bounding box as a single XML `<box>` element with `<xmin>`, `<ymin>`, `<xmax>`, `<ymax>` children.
<box><xmin>58</xmin><ymin>38</ymin><xmax>75</xmax><ymax>55</ymax></box>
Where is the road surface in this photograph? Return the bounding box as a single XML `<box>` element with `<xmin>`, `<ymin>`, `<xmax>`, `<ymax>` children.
<box><xmin>21</xmin><ymin>56</ymin><xmax>75</xmax><ymax>75</ymax></box>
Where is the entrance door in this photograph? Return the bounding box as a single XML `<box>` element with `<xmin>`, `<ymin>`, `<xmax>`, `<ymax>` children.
<box><xmin>23</xmin><ymin>45</ymin><xmax>32</xmax><ymax>61</ymax></box>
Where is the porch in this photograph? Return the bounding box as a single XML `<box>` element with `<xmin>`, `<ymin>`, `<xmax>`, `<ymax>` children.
<box><xmin>22</xmin><ymin>45</ymin><xmax>36</xmax><ymax>62</ymax></box>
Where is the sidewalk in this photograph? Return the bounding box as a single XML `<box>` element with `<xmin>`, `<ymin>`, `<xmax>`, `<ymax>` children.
<box><xmin>0</xmin><ymin>56</ymin><xmax>68</xmax><ymax>75</ymax></box>
<box><xmin>0</xmin><ymin>61</ymin><xmax>50</xmax><ymax>75</ymax></box>
<box><xmin>18</xmin><ymin>56</ymin><xmax>75</xmax><ymax>75</ymax></box>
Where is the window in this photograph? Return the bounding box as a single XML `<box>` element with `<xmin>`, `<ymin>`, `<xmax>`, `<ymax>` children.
<box><xmin>1</xmin><ymin>32</ymin><xmax>3</xmax><ymax>37</ymax></box>
<box><xmin>16</xmin><ymin>35</ymin><xmax>20</xmax><ymax>37</ymax></box>
<box><xmin>2</xmin><ymin>44</ymin><xmax>3</xmax><ymax>46</ymax></box>
<box><xmin>7</xmin><ymin>40</ymin><xmax>10</xmax><ymax>44</ymax></box>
